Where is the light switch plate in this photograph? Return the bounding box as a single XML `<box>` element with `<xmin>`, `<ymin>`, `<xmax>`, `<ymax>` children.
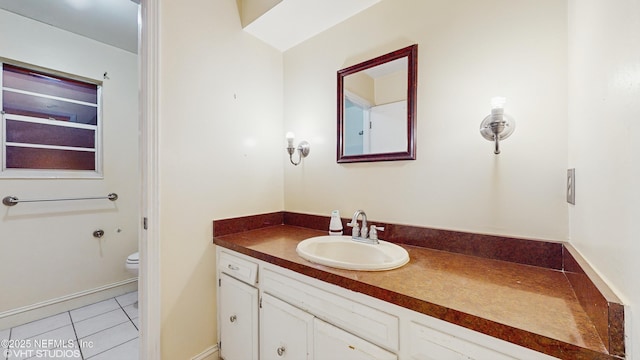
<box><xmin>567</xmin><ymin>168</ymin><xmax>575</xmax><ymax>205</ymax></box>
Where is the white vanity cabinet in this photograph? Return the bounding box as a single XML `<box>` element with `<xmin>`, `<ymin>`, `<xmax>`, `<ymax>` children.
<box><xmin>216</xmin><ymin>247</ymin><xmax>558</xmax><ymax>360</ymax></box>
<box><xmin>260</xmin><ymin>293</ymin><xmax>314</xmax><ymax>359</ymax></box>
<box><xmin>259</xmin><ymin>280</ymin><xmax>397</xmax><ymax>360</ymax></box>
<box><xmin>217</xmin><ymin>251</ymin><xmax>259</xmax><ymax>360</ymax></box>
<box><xmin>260</xmin><ymin>266</ymin><xmax>399</xmax><ymax>353</ymax></box>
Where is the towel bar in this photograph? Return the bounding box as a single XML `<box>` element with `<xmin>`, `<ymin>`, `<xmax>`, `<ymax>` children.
<box><xmin>3</xmin><ymin>193</ymin><xmax>118</xmax><ymax>206</ymax></box>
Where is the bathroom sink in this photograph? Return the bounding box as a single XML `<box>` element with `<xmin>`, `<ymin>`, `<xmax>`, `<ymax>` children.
<box><xmin>296</xmin><ymin>235</ymin><xmax>409</xmax><ymax>271</ymax></box>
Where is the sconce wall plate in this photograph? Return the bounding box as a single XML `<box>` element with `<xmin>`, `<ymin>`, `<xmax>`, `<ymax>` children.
<box><xmin>479</xmin><ymin>97</ymin><xmax>515</xmax><ymax>154</ymax></box>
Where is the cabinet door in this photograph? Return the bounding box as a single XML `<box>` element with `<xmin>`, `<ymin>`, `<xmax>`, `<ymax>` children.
<box><xmin>314</xmin><ymin>319</ymin><xmax>397</xmax><ymax>360</ymax></box>
<box><xmin>260</xmin><ymin>293</ymin><xmax>314</xmax><ymax>360</ymax></box>
<box><xmin>219</xmin><ymin>273</ymin><xmax>259</xmax><ymax>360</ymax></box>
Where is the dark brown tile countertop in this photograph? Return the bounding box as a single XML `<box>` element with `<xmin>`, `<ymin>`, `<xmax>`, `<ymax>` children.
<box><xmin>214</xmin><ymin>215</ymin><xmax>624</xmax><ymax>360</ymax></box>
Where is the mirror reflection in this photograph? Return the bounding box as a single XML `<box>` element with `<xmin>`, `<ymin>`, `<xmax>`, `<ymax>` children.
<box><xmin>343</xmin><ymin>57</ymin><xmax>408</xmax><ymax>156</ymax></box>
<box><xmin>337</xmin><ymin>44</ymin><xmax>417</xmax><ymax>163</ymax></box>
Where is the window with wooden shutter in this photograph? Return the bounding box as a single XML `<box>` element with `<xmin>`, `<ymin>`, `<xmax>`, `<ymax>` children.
<box><xmin>1</xmin><ymin>63</ymin><xmax>101</xmax><ymax>178</ymax></box>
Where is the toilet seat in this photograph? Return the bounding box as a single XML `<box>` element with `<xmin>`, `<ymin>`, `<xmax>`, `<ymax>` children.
<box><xmin>126</xmin><ymin>252</ymin><xmax>139</xmax><ymax>265</ymax></box>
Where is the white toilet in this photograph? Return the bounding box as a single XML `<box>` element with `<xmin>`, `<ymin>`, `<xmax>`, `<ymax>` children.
<box><xmin>126</xmin><ymin>252</ymin><xmax>139</xmax><ymax>277</ymax></box>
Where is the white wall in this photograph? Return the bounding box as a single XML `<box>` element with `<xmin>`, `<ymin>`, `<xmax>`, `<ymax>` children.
<box><xmin>283</xmin><ymin>0</ymin><xmax>569</xmax><ymax>241</ymax></box>
<box><xmin>151</xmin><ymin>0</ymin><xmax>640</xmax><ymax>358</ymax></box>
<box><xmin>0</xmin><ymin>9</ymin><xmax>139</xmax><ymax>317</ymax></box>
<box><xmin>158</xmin><ymin>0</ymin><xmax>284</xmax><ymax>358</ymax></box>
<box><xmin>568</xmin><ymin>0</ymin><xmax>640</xmax><ymax>357</ymax></box>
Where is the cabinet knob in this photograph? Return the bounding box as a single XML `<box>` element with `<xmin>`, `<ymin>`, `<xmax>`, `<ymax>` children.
<box><xmin>229</xmin><ymin>314</ymin><xmax>237</xmax><ymax>323</ymax></box>
<box><xmin>276</xmin><ymin>346</ymin><xmax>286</xmax><ymax>356</ymax></box>
<box><xmin>227</xmin><ymin>264</ymin><xmax>239</xmax><ymax>271</ymax></box>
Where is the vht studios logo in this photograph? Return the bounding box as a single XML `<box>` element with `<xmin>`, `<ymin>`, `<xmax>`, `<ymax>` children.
<box><xmin>4</xmin><ymin>348</ymin><xmax>82</xmax><ymax>359</ymax></box>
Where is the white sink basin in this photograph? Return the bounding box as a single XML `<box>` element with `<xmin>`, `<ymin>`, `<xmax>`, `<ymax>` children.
<box><xmin>296</xmin><ymin>235</ymin><xmax>409</xmax><ymax>271</ymax></box>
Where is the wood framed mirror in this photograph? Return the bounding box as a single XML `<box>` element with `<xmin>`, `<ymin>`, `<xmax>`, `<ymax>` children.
<box><xmin>337</xmin><ymin>44</ymin><xmax>417</xmax><ymax>163</ymax></box>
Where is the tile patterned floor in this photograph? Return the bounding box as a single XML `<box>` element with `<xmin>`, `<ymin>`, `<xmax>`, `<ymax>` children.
<box><xmin>1</xmin><ymin>291</ymin><xmax>138</xmax><ymax>360</ymax></box>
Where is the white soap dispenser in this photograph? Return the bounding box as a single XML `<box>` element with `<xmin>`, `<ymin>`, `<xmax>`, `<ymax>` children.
<box><xmin>329</xmin><ymin>210</ymin><xmax>343</xmax><ymax>235</ymax></box>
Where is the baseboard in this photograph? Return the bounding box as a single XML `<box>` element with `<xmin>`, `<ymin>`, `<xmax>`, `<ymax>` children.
<box><xmin>0</xmin><ymin>278</ymin><xmax>138</xmax><ymax>329</ymax></box>
<box><xmin>191</xmin><ymin>344</ymin><xmax>219</xmax><ymax>360</ymax></box>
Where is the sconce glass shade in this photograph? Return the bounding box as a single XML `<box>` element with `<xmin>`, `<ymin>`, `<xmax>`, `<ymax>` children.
<box><xmin>286</xmin><ymin>132</ymin><xmax>295</xmax><ymax>147</ymax></box>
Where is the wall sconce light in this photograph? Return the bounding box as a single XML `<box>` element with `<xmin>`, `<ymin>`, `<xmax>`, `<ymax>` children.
<box><xmin>479</xmin><ymin>97</ymin><xmax>515</xmax><ymax>154</ymax></box>
<box><xmin>285</xmin><ymin>132</ymin><xmax>310</xmax><ymax>166</ymax></box>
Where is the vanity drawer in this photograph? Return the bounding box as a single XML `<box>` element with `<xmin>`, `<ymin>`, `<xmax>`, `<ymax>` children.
<box><xmin>219</xmin><ymin>251</ymin><xmax>258</xmax><ymax>286</ymax></box>
<box><xmin>410</xmin><ymin>321</ymin><xmax>517</xmax><ymax>360</ymax></box>
<box><xmin>261</xmin><ymin>267</ymin><xmax>399</xmax><ymax>352</ymax></box>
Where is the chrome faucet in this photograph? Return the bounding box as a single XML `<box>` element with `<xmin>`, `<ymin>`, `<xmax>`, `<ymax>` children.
<box><xmin>348</xmin><ymin>210</ymin><xmax>380</xmax><ymax>244</ymax></box>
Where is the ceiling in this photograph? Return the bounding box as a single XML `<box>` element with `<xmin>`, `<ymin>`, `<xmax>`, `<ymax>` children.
<box><xmin>0</xmin><ymin>0</ymin><xmax>139</xmax><ymax>53</ymax></box>
<box><xmin>0</xmin><ymin>0</ymin><xmax>380</xmax><ymax>54</ymax></box>
<box><xmin>243</xmin><ymin>0</ymin><xmax>381</xmax><ymax>51</ymax></box>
